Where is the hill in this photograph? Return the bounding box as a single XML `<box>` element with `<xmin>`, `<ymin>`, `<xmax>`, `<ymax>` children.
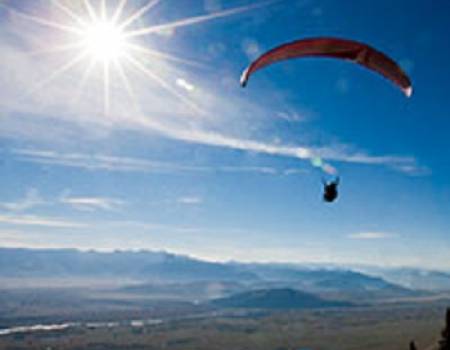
<box><xmin>212</xmin><ymin>288</ymin><xmax>353</xmax><ymax>309</ymax></box>
<box><xmin>354</xmin><ymin>266</ymin><xmax>450</xmax><ymax>292</ymax></box>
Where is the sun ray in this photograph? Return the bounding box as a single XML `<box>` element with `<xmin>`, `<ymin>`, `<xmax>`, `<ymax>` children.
<box><xmin>111</xmin><ymin>0</ymin><xmax>128</xmax><ymax>24</ymax></box>
<box><xmin>125</xmin><ymin>1</ymin><xmax>275</xmax><ymax>38</ymax></box>
<box><xmin>124</xmin><ymin>54</ymin><xmax>204</xmax><ymax>115</ymax></box>
<box><xmin>3</xmin><ymin>4</ymin><xmax>83</xmax><ymax>35</ymax></box>
<box><xmin>72</xmin><ymin>58</ymin><xmax>96</xmax><ymax>105</ymax></box>
<box><xmin>83</xmin><ymin>0</ymin><xmax>98</xmax><ymax>22</ymax></box>
<box><xmin>126</xmin><ymin>43</ymin><xmax>207</xmax><ymax>69</ymax></box>
<box><xmin>24</xmin><ymin>51</ymin><xmax>88</xmax><ymax>99</ymax></box>
<box><xmin>103</xmin><ymin>61</ymin><xmax>110</xmax><ymax>115</ymax></box>
<box><xmin>118</xmin><ymin>0</ymin><xmax>160</xmax><ymax>31</ymax></box>
<box><xmin>100</xmin><ymin>0</ymin><xmax>107</xmax><ymax>21</ymax></box>
<box><xmin>28</xmin><ymin>42</ymin><xmax>85</xmax><ymax>56</ymax></box>
<box><xmin>51</xmin><ymin>0</ymin><xmax>88</xmax><ymax>27</ymax></box>
<box><xmin>113</xmin><ymin>60</ymin><xmax>141</xmax><ymax>113</ymax></box>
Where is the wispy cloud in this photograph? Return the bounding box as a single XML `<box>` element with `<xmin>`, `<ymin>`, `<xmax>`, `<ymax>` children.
<box><xmin>11</xmin><ymin>149</ymin><xmax>307</xmax><ymax>176</ymax></box>
<box><xmin>0</xmin><ymin>230</ymin><xmax>23</xmax><ymax>241</ymax></box>
<box><xmin>283</xmin><ymin>168</ymin><xmax>308</xmax><ymax>176</ymax></box>
<box><xmin>217</xmin><ymin>165</ymin><xmax>278</xmax><ymax>175</ymax></box>
<box><xmin>13</xmin><ymin>149</ymin><xmax>201</xmax><ymax>173</ymax></box>
<box><xmin>275</xmin><ymin>111</ymin><xmax>307</xmax><ymax>123</ymax></box>
<box><xmin>0</xmin><ymin>188</ymin><xmax>46</xmax><ymax>212</ymax></box>
<box><xmin>0</xmin><ymin>187</ymin><xmax>125</xmax><ymax>214</ymax></box>
<box><xmin>347</xmin><ymin>232</ymin><xmax>397</xmax><ymax>240</ymax></box>
<box><xmin>132</xmin><ymin>118</ymin><xmax>422</xmax><ymax>174</ymax></box>
<box><xmin>391</xmin><ymin>163</ymin><xmax>432</xmax><ymax>177</ymax></box>
<box><xmin>0</xmin><ymin>214</ymin><xmax>86</xmax><ymax>228</ymax></box>
<box><xmin>60</xmin><ymin>196</ymin><xmax>125</xmax><ymax>212</ymax></box>
<box><xmin>204</xmin><ymin>0</ymin><xmax>222</xmax><ymax>13</ymax></box>
<box><xmin>177</xmin><ymin>196</ymin><xmax>203</xmax><ymax>205</ymax></box>
<box><xmin>242</xmin><ymin>37</ymin><xmax>262</xmax><ymax>60</ymax></box>
<box><xmin>0</xmin><ymin>229</ymin><xmax>54</xmax><ymax>249</ymax></box>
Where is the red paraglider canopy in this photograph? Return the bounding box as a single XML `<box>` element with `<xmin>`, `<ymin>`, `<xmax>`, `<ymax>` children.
<box><xmin>240</xmin><ymin>37</ymin><xmax>412</xmax><ymax>97</ymax></box>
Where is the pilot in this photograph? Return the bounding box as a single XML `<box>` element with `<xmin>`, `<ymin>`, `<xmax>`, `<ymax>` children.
<box><xmin>323</xmin><ymin>177</ymin><xmax>339</xmax><ymax>203</ymax></box>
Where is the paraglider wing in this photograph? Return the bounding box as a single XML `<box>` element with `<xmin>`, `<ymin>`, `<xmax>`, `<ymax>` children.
<box><xmin>240</xmin><ymin>37</ymin><xmax>412</xmax><ymax>97</ymax></box>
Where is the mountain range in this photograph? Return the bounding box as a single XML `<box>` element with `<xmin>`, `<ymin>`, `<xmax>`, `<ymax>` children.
<box><xmin>1</xmin><ymin>248</ymin><xmax>447</xmax><ymax>303</ymax></box>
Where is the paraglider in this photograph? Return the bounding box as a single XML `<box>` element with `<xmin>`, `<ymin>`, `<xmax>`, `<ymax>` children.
<box><xmin>240</xmin><ymin>37</ymin><xmax>413</xmax><ymax>203</ymax></box>
<box><xmin>240</xmin><ymin>37</ymin><xmax>413</xmax><ymax>97</ymax></box>
<box><xmin>322</xmin><ymin>177</ymin><xmax>340</xmax><ymax>203</ymax></box>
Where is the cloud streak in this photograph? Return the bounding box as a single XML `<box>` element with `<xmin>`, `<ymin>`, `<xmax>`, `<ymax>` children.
<box><xmin>133</xmin><ymin>117</ymin><xmax>421</xmax><ymax>174</ymax></box>
<box><xmin>0</xmin><ymin>186</ymin><xmax>125</xmax><ymax>214</ymax></box>
<box><xmin>60</xmin><ymin>196</ymin><xmax>125</xmax><ymax>212</ymax></box>
<box><xmin>11</xmin><ymin>148</ymin><xmax>308</xmax><ymax>176</ymax></box>
<box><xmin>177</xmin><ymin>196</ymin><xmax>203</xmax><ymax>205</ymax></box>
<box><xmin>0</xmin><ymin>189</ymin><xmax>46</xmax><ymax>212</ymax></box>
<box><xmin>0</xmin><ymin>214</ymin><xmax>86</xmax><ymax>228</ymax></box>
<box><xmin>347</xmin><ymin>232</ymin><xmax>396</xmax><ymax>240</ymax></box>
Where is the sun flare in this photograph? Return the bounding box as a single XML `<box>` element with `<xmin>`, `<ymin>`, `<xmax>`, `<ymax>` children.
<box><xmin>82</xmin><ymin>21</ymin><xmax>126</xmax><ymax>62</ymax></box>
<box><xmin>5</xmin><ymin>0</ymin><xmax>265</xmax><ymax>116</ymax></box>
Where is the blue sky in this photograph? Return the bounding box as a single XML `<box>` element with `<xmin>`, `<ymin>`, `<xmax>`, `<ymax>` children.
<box><xmin>0</xmin><ymin>0</ymin><xmax>449</xmax><ymax>269</ymax></box>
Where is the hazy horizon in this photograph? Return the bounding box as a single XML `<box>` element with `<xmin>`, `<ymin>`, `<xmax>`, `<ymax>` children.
<box><xmin>0</xmin><ymin>245</ymin><xmax>449</xmax><ymax>272</ymax></box>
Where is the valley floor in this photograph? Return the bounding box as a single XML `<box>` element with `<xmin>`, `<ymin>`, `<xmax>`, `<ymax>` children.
<box><xmin>0</xmin><ymin>301</ymin><xmax>448</xmax><ymax>350</ymax></box>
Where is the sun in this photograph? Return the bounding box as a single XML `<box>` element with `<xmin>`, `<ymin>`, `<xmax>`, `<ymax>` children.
<box><xmin>82</xmin><ymin>21</ymin><xmax>126</xmax><ymax>62</ymax></box>
<box><xmin>7</xmin><ymin>0</ymin><xmax>265</xmax><ymax>116</ymax></box>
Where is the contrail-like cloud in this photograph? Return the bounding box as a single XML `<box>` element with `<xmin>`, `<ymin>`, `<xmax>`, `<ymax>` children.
<box><xmin>60</xmin><ymin>196</ymin><xmax>125</xmax><ymax>212</ymax></box>
<box><xmin>0</xmin><ymin>214</ymin><xmax>86</xmax><ymax>228</ymax></box>
<box><xmin>11</xmin><ymin>149</ymin><xmax>304</xmax><ymax>176</ymax></box>
<box><xmin>348</xmin><ymin>232</ymin><xmax>397</xmax><ymax>240</ymax></box>
<box><xmin>133</xmin><ymin>115</ymin><xmax>420</xmax><ymax>174</ymax></box>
